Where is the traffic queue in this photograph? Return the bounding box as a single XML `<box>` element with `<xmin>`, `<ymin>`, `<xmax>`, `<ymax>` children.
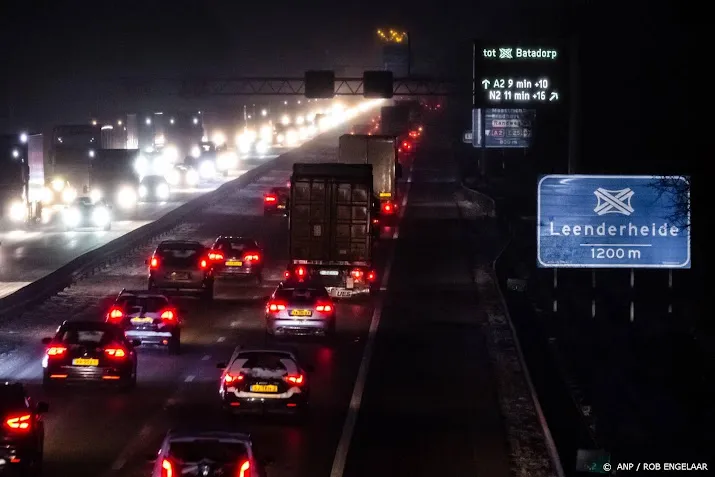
<box><xmin>2</xmin><ymin>106</ymin><xmax>425</xmax><ymax>477</ymax></box>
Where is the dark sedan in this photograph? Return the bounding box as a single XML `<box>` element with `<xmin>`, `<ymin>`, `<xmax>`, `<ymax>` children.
<box><xmin>41</xmin><ymin>321</ymin><xmax>139</xmax><ymax>390</ymax></box>
<box><xmin>0</xmin><ymin>382</ymin><xmax>48</xmax><ymax>476</ymax></box>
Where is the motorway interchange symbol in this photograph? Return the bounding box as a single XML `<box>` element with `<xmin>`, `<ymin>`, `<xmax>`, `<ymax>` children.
<box><xmin>593</xmin><ymin>188</ymin><xmax>635</xmax><ymax>216</ymax></box>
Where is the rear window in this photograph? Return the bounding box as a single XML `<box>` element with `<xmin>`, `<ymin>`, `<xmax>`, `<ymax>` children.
<box><xmin>117</xmin><ymin>296</ymin><xmax>168</xmax><ymax>314</ymax></box>
<box><xmin>238</xmin><ymin>352</ymin><xmax>292</xmax><ymax>370</ymax></box>
<box><xmin>157</xmin><ymin>246</ymin><xmax>203</xmax><ymax>266</ymax></box>
<box><xmin>275</xmin><ymin>287</ymin><xmax>328</xmax><ymax>303</ymax></box>
<box><xmin>56</xmin><ymin>328</ymin><xmax>117</xmax><ymax>346</ymax></box>
<box><xmin>169</xmin><ymin>440</ymin><xmax>248</xmax><ymax>463</ymax></box>
<box><xmin>0</xmin><ymin>388</ymin><xmax>26</xmax><ymax>413</ymax></box>
<box><xmin>217</xmin><ymin>240</ymin><xmax>257</xmax><ymax>253</ymax></box>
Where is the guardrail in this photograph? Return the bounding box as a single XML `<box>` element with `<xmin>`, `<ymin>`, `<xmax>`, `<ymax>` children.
<box><xmin>460</xmin><ymin>182</ymin><xmax>496</xmax><ymax>218</ymax></box>
<box><xmin>0</xmin><ymin>154</ymin><xmax>286</xmax><ymax>320</ymax></box>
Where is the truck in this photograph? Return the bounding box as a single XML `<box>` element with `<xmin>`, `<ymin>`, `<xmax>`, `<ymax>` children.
<box><xmin>43</xmin><ymin>125</ymin><xmax>98</xmax><ymax>208</ymax></box>
<box><xmin>88</xmin><ymin>149</ymin><xmax>141</xmax><ymax>211</ymax></box>
<box><xmin>0</xmin><ymin>134</ymin><xmax>43</xmax><ymax>228</ymax></box>
<box><xmin>338</xmin><ymin>134</ymin><xmax>402</xmax><ymax>223</ymax></box>
<box><xmin>287</xmin><ymin>163</ymin><xmax>377</xmax><ymax>298</ymax></box>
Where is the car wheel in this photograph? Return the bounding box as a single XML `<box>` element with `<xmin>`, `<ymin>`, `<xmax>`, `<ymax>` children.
<box><xmin>121</xmin><ymin>371</ymin><xmax>137</xmax><ymax>392</ymax></box>
<box><xmin>255</xmin><ymin>273</ymin><xmax>263</xmax><ymax>285</ymax></box>
<box><xmin>202</xmin><ymin>282</ymin><xmax>214</xmax><ymax>301</ymax></box>
<box><xmin>41</xmin><ymin>373</ymin><xmax>55</xmax><ymax>391</ymax></box>
<box><xmin>168</xmin><ymin>334</ymin><xmax>181</xmax><ymax>355</ymax></box>
<box><xmin>326</xmin><ymin>318</ymin><xmax>337</xmax><ymax>337</ymax></box>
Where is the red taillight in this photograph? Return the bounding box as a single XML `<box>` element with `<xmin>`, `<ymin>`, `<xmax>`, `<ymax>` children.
<box><xmin>160</xmin><ymin>309</ymin><xmax>176</xmax><ymax>321</ymax></box>
<box><xmin>284</xmin><ymin>270</ymin><xmax>291</xmax><ymax>279</ymax></box>
<box><xmin>367</xmin><ymin>270</ymin><xmax>377</xmax><ymax>282</ymax></box>
<box><xmin>402</xmin><ymin>141</ymin><xmax>409</xmax><ymax>148</ymax></box>
<box><xmin>161</xmin><ymin>458</ymin><xmax>173</xmax><ymax>477</ymax></box>
<box><xmin>351</xmin><ymin>268</ymin><xmax>364</xmax><ymax>280</ymax></box>
<box><xmin>199</xmin><ymin>258</ymin><xmax>209</xmax><ymax>269</ymax></box>
<box><xmin>47</xmin><ymin>346</ymin><xmax>67</xmax><ymax>357</ymax></box>
<box><xmin>267</xmin><ymin>301</ymin><xmax>287</xmax><ymax>312</ymax></box>
<box><xmin>316</xmin><ymin>302</ymin><xmax>333</xmax><ymax>313</ymax></box>
<box><xmin>107</xmin><ymin>306</ymin><xmax>124</xmax><ymax>322</ymax></box>
<box><xmin>295</xmin><ymin>266</ymin><xmax>306</xmax><ymax>277</ymax></box>
<box><xmin>224</xmin><ymin>373</ymin><xmax>244</xmax><ymax>384</ymax></box>
<box><xmin>381</xmin><ymin>201</ymin><xmax>396</xmax><ymax>215</ymax></box>
<box><xmin>105</xmin><ymin>346</ymin><xmax>127</xmax><ymax>358</ymax></box>
<box><xmin>238</xmin><ymin>459</ymin><xmax>251</xmax><ymax>477</ymax></box>
<box><xmin>284</xmin><ymin>374</ymin><xmax>304</xmax><ymax>385</ymax></box>
<box><xmin>4</xmin><ymin>414</ymin><xmax>31</xmax><ymax>431</ymax></box>
<box><xmin>264</xmin><ymin>194</ymin><xmax>277</xmax><ymax>203</ymax></box>
<box><xmin>208</xmin><ymin>250</ymin><xmax>224</xmax><ymax>261</ymax></box>
<box><xmin>243</xmin><ymin>253</ymin><xmax>260</xmax><ymax>262</ymax></box>
<box><xmin>150</xmin><ymin>256</ymin><xmax>159</xmax><ymax>269</ymax></box>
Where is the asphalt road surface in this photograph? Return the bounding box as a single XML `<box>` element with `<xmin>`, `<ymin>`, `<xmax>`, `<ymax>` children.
<box><xmin>0</xmin><ymin>155</ymin><xmax>280</xmax><ymax>297</ymax></box>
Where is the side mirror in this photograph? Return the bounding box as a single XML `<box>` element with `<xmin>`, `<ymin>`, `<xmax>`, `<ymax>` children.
<box><xmin>131</xmin><ymin>339</ymin><xmax>142</xmax><ymax>347</ymax></box>
<box><xmin>36</xmin><ymin>401</ymin><xmax>49</xmax><ymax>413</ymax></box>
<box><xmin>305</xmin><ymin>364</ymin><xmax>315</xmax><ymax>373</ymax></box>
<box><xmin>216</xmin><ymin>362</ymin><xmax>226</xmax><ymax>369</ymax></box>
<box><xmin>41</xmin><ymin>337</ymin><xmax>52</xmax><ymax>345</ymax></box>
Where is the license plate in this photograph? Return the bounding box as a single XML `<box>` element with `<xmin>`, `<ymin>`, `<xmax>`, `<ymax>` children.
<box><xmin>319</xmin><ymin>270</ymin><xmax>339</xmax><ymax>276</ymax></box>
<box><xmin>277</xmin><ymin>205</ymin><xmax>285</xmax><ymax>209</ymax></box>
<box><xmin>226</xmin><ymin>261</ymin><xmax>243</xmax><ymax>266</ymax></box>
<box><xmin>131</xmin><ymin>317</ymin><xmax>154</xmax><ymax>324</ymax></box>
<box><xmin>250</xmin><ymin>384</ymin><xmax>278</xmax><ymax>393</ymax></box>
<box><xmin>169</xmin><ymin>272</ymin><xmax>189</xmax><ymax>280</ymax></box>
<box><xmin>290</xmin><ymin>309</ymin><xmax>312</xmax><ymax>317</ymax></box>
<box><xmin>72</xmin><ymin>358</ymin><xmax>99</xmax><ymax>366</ymax></box>
<box><xmin>336</xmin><ymin>290</ymin><xmax>352</xmax><ymax>297</ymax></box>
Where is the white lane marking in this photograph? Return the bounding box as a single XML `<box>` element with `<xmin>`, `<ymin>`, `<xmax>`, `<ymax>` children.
<box><xmin>202</xmin><ymin>354</ymin><xmax>211</xmax><ymax>361</ymax></box>
<box><xmin>184</xmin><ymin>375</ymin><xmax>195</xmax><ymax>382</ymax></box>
<box><xmin>330</xmin><ymin>163</ymin><xmax>413</xmax><ymax>477</ymax></box>
<box><xmin>230</xmin><ymin>320</ymin><xmax>241</xmax><ymax>327</ymax></box>
<box><xmin>110</xmin><ymin>424</ymin><xmax>153</xmax><ymax>470</ymax></box>
<box><xmin>217</xmin><ymin>336</ymin><xmax>226</xmax><ymax>343</ymax></box>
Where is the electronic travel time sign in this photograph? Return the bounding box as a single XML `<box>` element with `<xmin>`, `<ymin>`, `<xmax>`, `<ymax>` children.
<box><xmin>474</xmin><ymin>42</ymin><xmax>567</xmax><ymax>108</ymax></box>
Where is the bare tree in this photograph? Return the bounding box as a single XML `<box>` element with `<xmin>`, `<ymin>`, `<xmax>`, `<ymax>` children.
<box><xmin>650</xmin><ymin>176</ymin><xmax>691</xmax><ymax>229</ymax></box>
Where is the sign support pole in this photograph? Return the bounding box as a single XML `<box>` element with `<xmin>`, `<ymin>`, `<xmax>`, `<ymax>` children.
<box><xmin>591</xmin><ymin>270</ymin><xmax>596</xmax><ymax>318</ymax></box>
<box><xmin>553</xmin><ymin>269</ymin><xmax>558</xmax><ymax>313</ymax></box>
<box><xmin>668</xmin><ymin>270</ymin><xmax>673</xmax><ymax>314</ymax></box>
<box><xmin>568</xmin><ymin>37</ymin><xmax>580</xmax><ymax>174</ymax></box>
<box><xmin>629</xmin><ymin>269</ymin><xmax>635</xmax><ymax>322</ymax></box>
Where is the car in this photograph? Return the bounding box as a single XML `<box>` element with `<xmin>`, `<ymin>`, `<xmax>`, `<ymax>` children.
<box><xmin>265</xmin><ymin>278</ymin><xmax>336</xmax><ymax>337</ymax></box>
<box><xmin>166</xmin><ymin>164</ymin><xmax>199</xmax><ymax>187</ymax></box>
<box><xmin>41</xmin><ymin>320</ymin><xmax>139</xmax><ymax>389</ymax></box>
<box><xmin>106</xmin><ymin>289</ymin><xmax>182</xmax><ymax>354</ymax></box>
<box><xmin>147</xmin><ymin>240</ymin><xmax>214</xmax><ymax>299</ymax></box>
<box><xmin>217</xmin><ymin>348</ymin><xmax>312</xmax><ymax>415</ymax></box>
<box><xmin>263</xmin><ymin>186</ymin><xmax>289</xmax><ymax>216</ymax></box>
<box><xmin>208</xmin><ymin>236</ymin><xmax>264</xmax><ymax>284</ymax></box>
<box><xmin>150</xmin><ymin>430</ymin><xmax>266</xmax><ymax>477</ymax></box>
<box><xmin>0</xmin><ymin>382</ymin><xmax>48</xmax><ymax>476</ymax></box>
<box><xmin>62</xmin><ymin>196</ymin><xmax>112</xmax><ymax>231</ymax></box>
<box><xmin>138</xmin><ymin>175</ymin><xmax>171</xmax><ymax>202</ymax></box>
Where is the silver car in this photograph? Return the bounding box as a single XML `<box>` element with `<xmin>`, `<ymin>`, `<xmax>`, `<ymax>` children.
<box><xmin>150</xmin><ymin>430</ymin><xmax>267</xmax><ymax>477</ymax></box>
<box><xmin>265</xmin><ymin>279</ymin><xmax>336</xmax><ymax>336</ymax></box>
<box><xmin>147</xmin><ymin>240</ymin><xmax>214</xmax><ymax>299</ymax></box>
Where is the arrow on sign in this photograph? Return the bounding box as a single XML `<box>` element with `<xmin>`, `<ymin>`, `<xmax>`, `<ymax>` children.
<box><xmin>549</xmin><ymin>91</ymin><xmax>559</xmax><ymax>101</ymax></box>
<box><xmin>481</xmin><ymin>79</ymin><xmax>490</xmax><ymax>90</ymax></box>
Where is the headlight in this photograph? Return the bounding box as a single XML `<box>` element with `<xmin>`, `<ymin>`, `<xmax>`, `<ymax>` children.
<box><xmin>186</xmin><ymin>169</ymin><xmax>199</xmax><ymax>186</ymax></box>
<box><xmin>156</xmin><ymin>183</ymin><xmax>170</xmax><ymax>200</ymax></box>
<box><xmin>286</xmin><ymin>130</ymin><xmax>299</xmax><ymax>146</ymax></box>
<box><xmin>92</xmin><ymin>206</ymin><xmax>110</xmax><ymax>226</ymax></box>
<box><xmin>138</xmin><ymin>185</ymin><xmax>148</xmax><ymax>199</ymax></box>
<box><xmin>199</xmin><ymin>160</ymin><xmax>215</xmax><ymax>179</ymax></box>
<box><xmin>163</xmin><ymin>146</ymin><xmax>179</xmax><ymax>162</ymax></box>
<box><xmin>167</xmin><ymin>169</ymin><xmax>181</xmax><ymax>185</ymax></box>
<box><xmin>255</xmin><ymin>141</ymin><xmax>269</xmax><ymax>154</ymax></box>
<box><xmin>51</xmin><ymin>178</ymin><xmax>65</xmax><ymax>192</ymax></box>
<box><xmin>217</xmin><ymin>151</ymin><xmax>238</xmax><ymax>170</ymax></box>
<box><xmin>116</xmin><ymin>186</ymin><xmax>137</xmax><ymax>209</ymax></box>
<box><xmin>63</xmin><ymin>207</ymin><xmax>81</xmax><ymax>227</ymax></box>
<box><xmin>190</xmin><ymin>145</ymin><xmax>201</xmax><ymax>158</ymax></box>
<box><xmin>8</xmin><ymin>200</ymin><xmax>26</xmax><ymax>222</ymax></box>
<box><xmin>259</xmin><ymin>125</ymin><xmax>273</xmax><ymax>141</ymax></box>
<box><xmin>90</xmin><ymin>189</ymin><xmax>103</xmax><ymax>203</ymax></box>
<box><xmin>134</xmin><ymin>155</ymin><xmax>149</xmax><ymax>176</ymax></box>
<box><xmin>42</xmin><ymin>187</ymin><xmax>54</xmax><ymax>204</ymax></box>
<box><xmin>62</xmin><ymin>187</ymin><xmax>77</xmax><ymax>204</ymax></box>
<box><xmin>238</xmin><ymin>141</ymin><xmax>251</xmax><ymax>154</ymax></box>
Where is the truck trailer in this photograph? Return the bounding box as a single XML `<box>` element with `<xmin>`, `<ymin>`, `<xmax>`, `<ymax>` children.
<box><xmin>0</xmin><ymin>134</ymin><xmax>43</xmax><ymax>228</ymax></box>
<box><xmin>287</xmin><ymin>163</ymin><xmax>377</xmax><ymax>298</ymax></box>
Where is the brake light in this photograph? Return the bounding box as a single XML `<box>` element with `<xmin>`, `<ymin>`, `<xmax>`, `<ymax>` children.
<box><xmin>284</xmin><ymin>374</ymin><xmax>304</xmax><ymax>385</ymax></box>
<box><xmin>199</xmin><ymin>258</ymin><xmax>209</xmax><ymax>269</ymax></box>
<box><xmin>238</xmin><ymin>459</ymin><xmax>251</xmax><ymax>477</ymax></box>
<box><xmin>224</xmin><ymin>373</ymin><xmax>244</xmax><ymax>384</ymax></box>
<box><xmin>105</xmin><ymin>346</ymin><xmax>127</xmax><ymax>358</ymax></box>
<box><xmin>402</xmin><ymin>141</ymin><xmax>409</xmax><ymax>148</ymax></box>
<box><xmin>295</xmin><ymin>266</ymin><xmax>306</xmax><ymax>277</ymax></box>
<box><xmin>284</xmin><ymin>270</ymin><xmax>291</xmax><ymax>279</ymax></box>
<box><xmin>4</xmin><ymin>414</ymin><xmax>31</xmax><ymax>431</ymax></box>
<box><xmin>46</xmin><ymin>346</ymin><xmax>67</xmax><ymax>357</ymax></box>
<box><xmin>267</xmin><ymin>301</ymin><xmax>286</xmax><ymax>312</ymax></box>
<box><xmin>316</xmin><ymin>302</ymin><xmax>333</xmax><ymax>312</ymax></box>
<box><xmin>161</xmin><ymin>458</ymin><xmax>173</xmax><ymax>477</ymax></box>
<box><xmin>351</xmin><ymin>268</ymin><xmax>363</xmax><ymax>280</ymax></box>
<box><xmin>107</xmin><ymin>306</ymin><xmax>124</xmax><ymax>322</ymax></box>
<box><xmin>264</xmin><ymin>194</ymin><xmax>277</xmax><ymax>203</ymax></box>
<box><xmin>150</xmin><ymin>256</ymin><xmax>159</xmax><ymax>269</ymax></box>
<box><xmin>243</xmin><ymin>253</ymin><xmax>260</xmax><ymax>262</ymax></box>
<box><xmin>208</xmin><ymin>250</ymin><xmax>224</xmax><ymax>261</ymax></box>
<box><xmin>381</xmin><ymin>201</ymin><xmax>396</xmax><ymax>214</ymax></box>
<box><xmin>367</xmin><ymin>270</ymin><xmax>377</xmax><ymax>282</ymax></box>
<box><xmin>160</xmin><ymin>309</ymin><xmax>176</xmax><ymax>321</ymax></box>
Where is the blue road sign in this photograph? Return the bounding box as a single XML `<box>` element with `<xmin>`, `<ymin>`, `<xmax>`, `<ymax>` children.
<box><xmin>484</xmin><ymin>109</ymin><xmax>534</xmax><ymax>148</ymax></box>
<box><xmin>537</xmin><ymin>175</ymin><xmax>691</xmax><ymax>269</ymax></box>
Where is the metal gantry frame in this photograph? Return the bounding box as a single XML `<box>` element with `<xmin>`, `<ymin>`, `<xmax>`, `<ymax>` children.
<box><xmin>121</xmin><ymin>77</ymin><xmax>459</xmax><ymax>97</ymax></box>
